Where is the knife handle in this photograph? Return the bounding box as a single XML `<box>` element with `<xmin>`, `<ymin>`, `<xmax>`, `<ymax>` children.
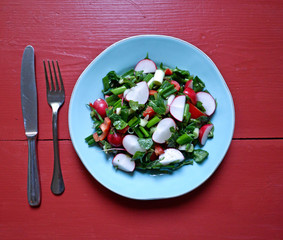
<box><xmin>27</xmin><ymin>136</ymin><xmax>41</xmax><ymax>207</ymax></box>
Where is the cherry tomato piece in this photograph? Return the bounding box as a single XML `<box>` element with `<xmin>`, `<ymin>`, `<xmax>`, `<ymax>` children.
<box><xmin>183</xmin><ymin>87</ymin><xmax>197</xmax><ymax>105</ymax></box>
<box><xmin>164</xmin><ymin>68</ymin><xmax>173</xmax><ymax>75</ymax></box>
<box><xmin>92</xmin><ymin>98</ymin><xmax>108</xmax><ymax>118</ymax></box>
<box><xmin>149</xmin><ymin>90</ymin><xmax>157</xmax><ymax>96</ymax></box>
<box><xmin>93</xmin><ymin>117</ymin><xmax>112</xmax><ymax>142</ymax></box>
<box><xmin>100</xmin><ymin>117</ymin><xmax>111</xmax><ymax>132</ymax></box>
<box><xmin>117</xmin><ymin>125</ymin><xmax>129</xmax><ymax>134</ymax></box>
<box><xmin>188</xmin><ymin>102</ymin><xmax>206</xmax><ymax>119</ymax></box>
<box><xmin>143</xmin><ymin>106</ymin><xmax>156</xmax><ymax>119</ymax></box>
<box><xmin>107</xmin><ymin>131</ymin><xmax>124</xmax><ymax>147</ymax></box>
<box><xmin>170</xmin><ymin>80</ymin><xmax>180</xmax><ymax>92</ymax></box>
<box><xmin>150</xmin><ymin>152</ymin><xmax>158</xmax><ymax>161</ymax></box>
<box><xmin>155</xmin><ymin>144</ymin><xmax>165</xmax><ymax>156</ymax></box>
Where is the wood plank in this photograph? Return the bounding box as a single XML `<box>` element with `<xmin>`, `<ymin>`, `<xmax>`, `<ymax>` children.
<box><xmin>1</xmin><ymin>1</ymin><xmax>283</xmax><ymax>239</ymax></box>
<box><xmin>0</xmin><ymin>139</ymin><xmax>282</xmax><ymax>239</ymax></box>
<box><xmin>1</xmin><ymin>1</ymin><xmax>283</xmax><ymax>140</ymax></box>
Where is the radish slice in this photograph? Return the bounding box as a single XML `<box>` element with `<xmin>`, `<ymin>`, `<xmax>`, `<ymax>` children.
<box><xmin>169</xmin><ymin>95</ymin><xmax>186</xmax><ymax>122</ymax></box>
<box><xmin>167</xmin><ymin>94</ymin><xmax>175</xmax><ymax>106</ymax></box>
<box><xmin>123</xmin><ymin>89</ymin><xmax>130</xmax><ymax>98</ymax></box>
<box><xmin>199</xmin><ymin>124</ymin><xmax>213</xmax><ymax>145</ymax></box>
<box><xmin>124</xmin><ymin>81</ymin><xmax>149</xmax><ymax>104</ymax></box>
<box><xmin>165</xmin><ymin>94</ymin><xmax>175</xmax><ymax>113</ymax></box>
<box><xmin>152</xmin><ymin>118</ymin><xmax>176</xmax><ymax>144</ymax></box>
<box><xmin>159</xmin><ymin>148</ymin><xmax>185</xmax><ymax>165</ymax></box>
<box><xmin>112</xmin><ymin>153</ymin><xmax>135</xmax><ymax>172</ymax></box>
<box><xmin>134</xmin><ymin>59</ymin><xmax>157</xmax><ymax>74</ymax></box>
<box><xmin>196</xmin><ymin>92</ymin><xmax>216</xmax><ymax>116</ymax></box>
<box><xmin>122</xmin><ymin>135</ymin><xmax>146</xmax><ymax>155</ymax></box>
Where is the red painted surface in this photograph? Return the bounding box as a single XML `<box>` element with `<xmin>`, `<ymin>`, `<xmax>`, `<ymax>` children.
<box><xmin>0</xmin><ymin>0</ymin><xmax>282</xmax><ymax>239</ymax></box>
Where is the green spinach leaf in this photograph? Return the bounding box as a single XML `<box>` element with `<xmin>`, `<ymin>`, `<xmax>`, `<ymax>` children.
<box><xmin>129</xmin><ymin>100</ymin><xmax>139</xmax><ymax>111</ymax></box>
<box><xmin>113</xmin><ymin>119</ymin><xmax>128</xmax><ymax>130</ymax></box>
<box><xmin>193</xmin><ymin>149</ymin><xmax>208</xmax><ymax>163</ymax></box>
<box><xmin>138</xmin><ymin>138</ymin><xmax>153</xmax><ymax>150</ymax></box>
<box><xmin>102</xmin><ymin>71</ymin><xmax>121</xmax><ymax>93</ymax></box>
<box><xmin>132</xmin><ymin>151</ymin><xmax>146</xmax><ymax>161</ymax></box>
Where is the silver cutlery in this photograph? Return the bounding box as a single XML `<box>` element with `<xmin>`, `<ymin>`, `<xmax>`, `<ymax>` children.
<box><xmin>21</xmin><ymin>46</ymin><xmax>41</xmax><ymax>207</ymax></box>
<box><xmin>43</xmin><ymin>60</ymin><xmax>65</xmax><ymax>195</ymax></box>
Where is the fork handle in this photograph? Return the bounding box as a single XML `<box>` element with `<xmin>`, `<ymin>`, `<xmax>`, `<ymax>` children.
<box><xmin>51</xmin><ymin>109</ymin><xmax>65</xmax><ymax>195</ymax></box>
<box><xmin>27</xmin><ymin>136</ymin><xmax>41</xmax><ymax>207</ymax></box>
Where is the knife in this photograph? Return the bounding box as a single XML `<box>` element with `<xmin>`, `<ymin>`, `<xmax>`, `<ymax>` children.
<box><xmin>21</xmin><ymin>45</ymin><xmax>41</xmax><ymax>207</ymax></box>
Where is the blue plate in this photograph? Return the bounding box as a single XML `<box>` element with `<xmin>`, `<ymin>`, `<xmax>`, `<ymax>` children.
<box><xmin>68</xmin><ymin>35</ymin><xmax>235</xmax><ymax>200</ymax></box>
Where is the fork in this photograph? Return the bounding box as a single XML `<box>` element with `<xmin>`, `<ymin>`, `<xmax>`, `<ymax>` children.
<box><xmin>43</xmin><ymin>60</ymin><xmax>65</xmax><ymax>195</ymax></box>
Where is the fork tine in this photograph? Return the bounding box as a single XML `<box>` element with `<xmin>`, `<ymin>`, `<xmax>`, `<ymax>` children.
<box><xmin>43</xmin><ymin>60</ymin><xmax>50</xmax><ymax>92</ymax></box>
<box><xmin>52</xmin><ymin>60</ymin><xmax>60</xmax><ymax>91</ymax></box>
<box><xmin>48</xmin><ymin>60</ymin><xmax>55</xmax><ymax>91</ymax></box>
<box><xmin>56</xmin><ymin>61</ymin><xmax>64</xmax><ymax>92</ymax></box>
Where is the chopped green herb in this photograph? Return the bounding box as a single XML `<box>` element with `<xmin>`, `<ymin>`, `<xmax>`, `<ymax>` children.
<box><xmin>208</xmin><ymin>126</ymin><xmax>214</xmax><ymax>138</ymax></box>
<box><xmin>171</xmin><ymin>67</ymin><xmax>190</xmax><ymax>83</ymax></box>
<box><xmin>146</xmin><ymin>116</ymin><xmax>161</xmax><ymax>128</ymax></box>
<box><xmin>121</xmin><ymin>69</ymin><xmax>134</xmax><ymax>78</ymax></box>
<box><xmin>148</xmin><ymin>95</ymin><xmax>166</xmax><ymax>115</ymax></box>
<box><xmin>105</xmin><ymin>95</ymin><xmax>119</xmax><ymax>106</ymax></box>
<box><xmin>129</xmin><ymin>100</ymin><xmax>139</xmax><ymax>111</ymax></box>
<box><xmin>128</xmin><ymin>116</ymin><xmax>140</xmax><ymax>127</ymax></box>
<box><xmin>111</xmin><ymin>86</ymin><xmax>127</xmax><ymax>95</ymax></box>
<box><xmin>196</xmin><ymin>101</ymin><xmax>206</xmax><ymax>112</ymax></box>
<box><xmin>102</xmin><ymin>71</ymin><xmax>121</xmax><ymax>93</ymax></box>
<box><xmin>193</xmin><ymin>76</ymin><xmax>205</xmax><ymax>92</ymax></box>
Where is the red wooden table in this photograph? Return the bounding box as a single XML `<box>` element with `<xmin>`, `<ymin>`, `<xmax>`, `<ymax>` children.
<box><xmin>1</xmin><ymin>0</ymin><xmax>282</xmax><ymax>239</ymax></box>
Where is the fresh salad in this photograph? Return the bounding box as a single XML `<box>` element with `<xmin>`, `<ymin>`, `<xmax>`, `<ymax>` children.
<box><xmin>85</xmin><ymin>55</ymin><xmax>216</xmax><ymax>173</ymax></box>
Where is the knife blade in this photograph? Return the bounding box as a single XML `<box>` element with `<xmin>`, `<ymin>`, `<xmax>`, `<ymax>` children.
<box><xmin>21</xmin><ymin>45</ymin><xmax>41</xmax><ymax>207</ymax></box>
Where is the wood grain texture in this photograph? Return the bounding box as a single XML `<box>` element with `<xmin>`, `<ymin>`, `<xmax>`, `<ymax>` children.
<box><xmin>0</xmin><ymin>139</ymin><xmax>282</xmax><ymax>239</ymax></box>
<box><xmin>0</xmin><ymin>0</ymin><xmax>283</xmax><ymax>140</ymax></box>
